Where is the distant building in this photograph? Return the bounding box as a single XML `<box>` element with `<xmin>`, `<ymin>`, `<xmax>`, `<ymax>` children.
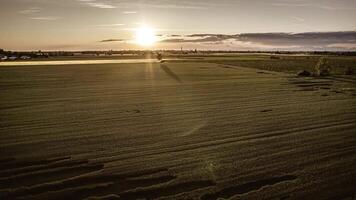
<box><xmin>35</xmin><ymin>51</ymin><xmax>49</xmax><ymax>58</ymax></box>
<box><xmin>8</xmin><ymin>56</ymin><xmax>18</xmax><ymax>60</ymax></box>
<box><xmin>0</xmin><ymin>55</ymin><xmax>7</xmax><ymax>61</ymax></box>
<box><xmin>20</xmin><ymin>55</ymin><xmax>31</xmax><ymax>60</ymax></box>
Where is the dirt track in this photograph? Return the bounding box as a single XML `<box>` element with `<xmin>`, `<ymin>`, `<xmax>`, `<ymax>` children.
<box><xmin>0</xmin><ymin>62</ymin><xmax>355</xmax><ymax>199</ymax></box>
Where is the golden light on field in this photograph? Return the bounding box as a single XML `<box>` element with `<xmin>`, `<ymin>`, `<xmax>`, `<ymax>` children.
<box><xmin>135</xmin><ymin>26</ymin><xmax>156</xmax><ymax>46</ymax></box>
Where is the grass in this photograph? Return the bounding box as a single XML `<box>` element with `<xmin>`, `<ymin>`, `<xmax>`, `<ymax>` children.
<box><xmin>173</xmin><ymin>54</ymin><xmax>356</xmax><ymax>75</ymax></box>
<box><xmin>0</xmin><ymin>61</ymin><xmax>355</xmax><ymax>199</ymax></box>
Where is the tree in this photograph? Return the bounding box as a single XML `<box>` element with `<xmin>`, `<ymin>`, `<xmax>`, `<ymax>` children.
<box><xmin>315</xmin><ymin>57</ymin><xmax>331</xmax><ymax>76</ymax></box>
<box><xmin>156</xmin><ymin>53</ymin><xmax>162</xmax><ymax>61</ymax></box>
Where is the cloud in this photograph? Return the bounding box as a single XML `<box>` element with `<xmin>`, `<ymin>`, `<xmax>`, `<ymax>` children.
<box><xmin>30</xmin><ymin>17</ymin><xmax>61</xmax><ymax>21</ymax></box>
<box><xmin>161</xmin><ymin>35</ymin><xmax>236</xmax><ymax>44</ymax></box>
<box><xmin>95</xmin><ymin>24</ymin><xmax>125</xmax><ymax>27</ymax></box>
<box><xmin>77</xmin><ymin>0</ymin><xmax>236</xmax><ymax>10</ymax></box>
<box><xmin>161</xmin><ymin>34</ymin><xmax>237</xmax><ymax>43</ymax></box>
<box><xmin>100</xmin><ymin>39</ymin><xmax>124</xmax><ymax>42</ymax></box>
<box><xmin>272</xmin><ymin>2</ymin><xmax>356</xmax><ymax>10</ymax></box>
<box><xmin>238</xmin><ymin>31</ymin><xmax>356</xmax><ymax>46</ymax></box>
<box><xmin>291</xmin><ymin>16</ymin><xmax>305</xmax><ymax>22</ymax></box>
<box><xmin>87</xmin><ymin>2</ymin><xmax>116</xmax><ymax>9</ymax></box>
<box><xmin>19</xmin><ymin>7</ymin><xmax>41</xmax><ymax>14</ymax></box>
<box><xmin>159</xmin><ymin>31</ymin><xmax>356</xmax><ymax>50</ymax></box>
<box><xmin>327</xmin><ymin>43</ymin><xmax>356</xmax><ymax>50</ymax></box>
<box><xmin>78</xmin><ymin>0</ymin><xmax>116</xmax><ymax>9</ymax></box>
<box><xmin>135</xmin><ymin>0</ymin><xmax>235</xmax><ymax>9</ymax></box>
<box><xmin>107</xmin><ymin>1</ymin><xmax>214</xmax><ymax>10</ymax></box>
<box><xmin>123</xmin><ymin>11</ymin><xmax>138</xmax><ymax>14</ymax></box>
<box><xmin>131</xmin><ymin>3</ymin><xmax>206</xmax><ymax>9</ymax></box>
<box><xmin>20</xmin><ymin>6</ymin><xmax>62</xmax><ymax>21</ymax></box>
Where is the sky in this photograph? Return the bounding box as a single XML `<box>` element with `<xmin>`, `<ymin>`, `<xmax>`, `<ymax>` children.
<box><xmin>0</xmin><ymin>0</ymin><xmax>355</xmax><ymax>51</ymax></box>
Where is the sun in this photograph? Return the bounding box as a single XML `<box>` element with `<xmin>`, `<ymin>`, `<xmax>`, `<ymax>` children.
<box><xmin>135</xmin><ymin>26</ymin><xmax>156</xmax><ymax>46</ymax></box>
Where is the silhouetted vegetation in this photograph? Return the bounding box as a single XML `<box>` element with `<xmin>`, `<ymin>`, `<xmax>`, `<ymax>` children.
<box><xmin>297</xmin><ymin>70</ymin><xmax>311</xmax><ymax>77</ymax></box>
<box><xmin>270</xmin><ymin>56</ymin><xmax>280</xmax><ymax>59</ymax></box>
<box><xmin>344</xmin><ymin>66</ymin><xmax>354</xmax><ymax>75</ymax></box>
<box><xmin>314</xmin><ymin>57</ymin><xmax>331</xmax><ymax>76</ymax></box>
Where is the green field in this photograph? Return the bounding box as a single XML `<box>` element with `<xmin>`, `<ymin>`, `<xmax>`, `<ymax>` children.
<box><xmin>169</xmin><ymin>54</ymin><xmax>356</xmax><ymax>75</ymax></box>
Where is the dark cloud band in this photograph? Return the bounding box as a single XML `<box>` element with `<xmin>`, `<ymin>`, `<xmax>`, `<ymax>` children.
<box><xmin>160</xmin><ymin>31</ymin><xmax>356</xmax><ymax>50</ymax></box>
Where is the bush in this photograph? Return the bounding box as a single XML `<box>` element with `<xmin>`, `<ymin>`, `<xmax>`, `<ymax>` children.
<box><xmin>315</xmin><ymin>57</ymin><xmax>331</xmax><ymax>76</ymax></box>
<box><xmin>344</xmin><ymin>66</ymin><xmax>354</xmax><ymax>75</ymax></box>
<box><xmin>270</xmin><ymin>55</ymin><xmax>280</xmax><ymax>60</ymax></box>
<box><xmin>297</xmin><ymin>70</ymin><xmax>311</xmax><ymax>77</ymax></box>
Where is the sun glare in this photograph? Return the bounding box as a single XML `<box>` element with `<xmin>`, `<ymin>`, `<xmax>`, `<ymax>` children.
<box><xmin>135</xmin><ymin>26</ymin><xmax>156</xmax><ymax>46</ymax></box>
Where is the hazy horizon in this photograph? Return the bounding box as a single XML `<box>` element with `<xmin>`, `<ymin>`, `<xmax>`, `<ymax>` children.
<box><xmin>1</xmin><ymin>0</ymin><xmax>356</xmax><ymax>51</ymax></box>
<box><xmin>1</xmin><ymin>1</ymin><xmax>356</xmax><ymax>199</ymax></box>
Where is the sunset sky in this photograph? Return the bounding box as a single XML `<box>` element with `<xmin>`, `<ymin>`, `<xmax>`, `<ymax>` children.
<box><xmin>1</xmin><ymin>0</ymin><xmax>355</xmax><ymax>51</ymax></box>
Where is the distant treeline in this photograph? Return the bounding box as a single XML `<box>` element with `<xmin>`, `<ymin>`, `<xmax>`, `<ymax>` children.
<box><xmin>1</xmin><ymin>48</ymin><xmax>356</xmax><ymax>57</ymax></box>
<box><xmin>0</xmin><ymin>49</ymin><xmax>73</xmax><ymax>58</ymax></box>
<box><xmin>75</xmin><ymin>50</ymin><xmax>356</xmax><ymax>56</ymax></box>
